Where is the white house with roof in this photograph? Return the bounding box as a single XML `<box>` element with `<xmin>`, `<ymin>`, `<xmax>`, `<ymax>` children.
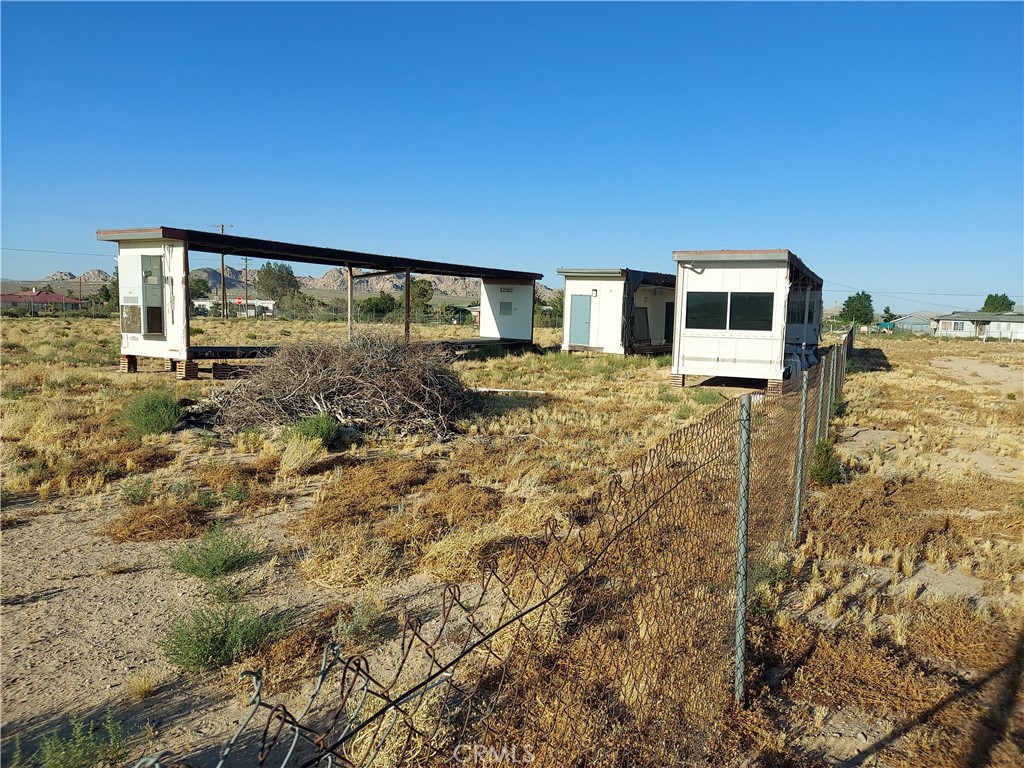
<box><xmin>558</xmin><ymin>268</ymin><xmax>676</xmax><ymax>355</ymax></box>
<box><xmin>934</xmin><ymin>311</ymin><xmax>1024</xmax><ymax>340</ymax></box>
<box><xmin>670</xmin><ymin>249</ymin><xmax>823</xmax><ymax>389</ymax></box>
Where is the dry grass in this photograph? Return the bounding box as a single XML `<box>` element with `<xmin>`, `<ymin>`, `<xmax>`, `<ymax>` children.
<box><xmin>240</xmin><ymin>604</ymin><xmax>343</xmax><ymax>695</ymax></box>
<box><xmin>104</xmin><ymin>498</ymin><xmax>210</xmax><ymax>542</ymax></box>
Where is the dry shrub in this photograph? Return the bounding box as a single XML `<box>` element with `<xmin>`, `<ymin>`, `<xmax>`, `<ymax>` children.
<box><xmin>808</xmin><ymin>473</ymin><xmax>1021</xmax><ymax>559</ymax></box>
<box><xmin>298</xmin><ymin>527</ymin><xmax>397</xmax><ymax>587</ymax></box>
<box><xmin>104</xmin><ymin>500</ymin><xmax>209</xmax><ymax>542</ymax></box>
<box><xmin>296</xmin><ymin>458</ymin><xmax>432</xmax><ymax>537</ymax></box>
<box><xmin>907</xmin><ymin>598</ymin><xmax>1015</xmax><ymax>674</ymax></box>
<box><xmin>278</xmin><ymin>435</ymin><xmax>328</xmax><ymax>477</ymax></box>
<box><xmin>418</xmin><ymin>523</ymin><xmax>512</xmax><ymax>581</ymax></box>
<box><xmin>790</xmin><ymin>634</ymin><xmax>954</xmax><ymax>718</ymax></box>
<box><xmin>242</xmin><ymin>604</ymin><xmax>342</xmax><ymax>695</ymax></box>
<box><xmin>220</xmin><ymin>333</ymin><xmax>475</xmax><ymax>438</ymax></box>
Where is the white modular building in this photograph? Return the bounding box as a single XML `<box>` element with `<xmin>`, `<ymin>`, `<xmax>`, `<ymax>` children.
<box><xmin>97</xmin><ymin>227</ymin><xmax>542</xmax><ymax>377</ymax></box>
<box><xmin>670</xmin><ymin>250</ymin><xmax>823</xmax><ymax>388</ymax></box>
<box><xmin>558</xmin><ymin>268</ymin><xmax>676</xmax><ymax>355</ymax></box>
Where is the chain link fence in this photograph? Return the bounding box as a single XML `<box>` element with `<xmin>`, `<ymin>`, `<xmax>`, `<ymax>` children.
<box><xmin>134</xmin><ymin>331</ymin><xmax>852</xmax><ymax>768</ymax></box>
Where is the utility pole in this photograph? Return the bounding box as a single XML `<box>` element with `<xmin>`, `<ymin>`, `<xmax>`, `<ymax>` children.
<box><xmin>243</xmin><ymin>255</ymin><xmax>249</xmax><ymax>319</ymax></box>
<box><xmin>213</xmin><ymin>224</ymin><xmax>232</xmax><ymax>318</ymax></box>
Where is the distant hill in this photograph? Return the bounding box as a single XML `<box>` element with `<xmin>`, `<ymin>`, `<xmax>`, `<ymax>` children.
<box><xmin>80</xmin><ymin>269</ymin><xmax>112</xmax><ymax>283</ymax></box>
<box><xmin>4</xmin><ymin>265</ymin><xmax>558</xmax><ymax>302</ymax></box>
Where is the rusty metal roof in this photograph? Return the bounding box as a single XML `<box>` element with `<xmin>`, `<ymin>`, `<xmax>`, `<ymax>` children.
<box><xmin>96</xmin><ymin>227</ymin><xmax>543</xmax><ymax>282</ymax></box>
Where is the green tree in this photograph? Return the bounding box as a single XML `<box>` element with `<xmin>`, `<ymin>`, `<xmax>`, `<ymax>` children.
<box><xmin>980</xmin><ymin>293</ymin><xmax>1014</xmax><ymax>313</ymax></box>
<box><xmin>189</xmin><ymin>274</ymin><xmax>212</xmax><ymax>299</ymax></box>
<box><xmin>255</xmin><ymin>262</ymin><xmax>300</xmax><ymax>304</ymax></box>
<box><xmin>108</xmin><ymin>269</ymin><xmax>119</xmax><ymax>309</ymax></box>
<box><xmin>40</xmin><ymin>283</ymin><xmax>55</xmax><ymax>293</ymax></box>
<box><xmin>400</xmin><ymin>278</ymin><xmax>434</xmax><ymax>315</ymax></box>
<box><xmin>359</xmin><ymin>291</ymin><xmax>399</xmax><ymax>316</ymax></box>
<box><xmin>838</xmin><ymin>291</ymin><xmax>875</xmax><ymax>326</ymax></box>
<box><xmin>881</xmin><ymin>306</ymin><xmax>897</xmax><ymax>323</ymax></box>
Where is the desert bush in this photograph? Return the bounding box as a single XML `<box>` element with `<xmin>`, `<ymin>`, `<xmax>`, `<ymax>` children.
<box><xmin>333</xmin><ymin>593</ymin><xmax>385</xmax><ymax>647</ymax></box>
<box><xmin>121</xmin><ymin>390</ymin><xmax>184</xmax><ymax>437</ymax></box>
<box><xmin>162</xmin><ymin>601</ymin><xmax>285</xmax><ymax>672</ymax></box>
<box><xmin>169</xmin><ymin>523</ymin><xmax>262</xmax><ymax>579</ymax></box>
<box><xmin>278</xmin><ymin>435</ymin><xmax>328</xmax><ymax>477</ymax></box>
<box><xmin>219</xmin><ymin>333</ymin><xmax>474</xmax><ymax>438</ymax></box>
<box><xmin>24</xmin><ymin>711</ymin><xmax>129</xmax><ymax>768</ymax></box>
<box><xmin>290</xmin><ymin>414</ymin><xmax>346</xmax><ymax>447</ymax></box>
<box><xmin>119</xmin><ymin>474</ymin><xmax>153</xmax><ymax>505</ymax></box>
<box><xmin>808</xmin><ymin>439</ymin><xmax>844</xmax><ymax>486</ymax></box>
<box><xmin>690</xmin><ymin>386</ymin><xmax>723</xmax><ymax>405</ymax></box>
<box><xmin>104</xmin><ymin>500</ymin><xmax>208</xmax><ymax>542</ymax></box>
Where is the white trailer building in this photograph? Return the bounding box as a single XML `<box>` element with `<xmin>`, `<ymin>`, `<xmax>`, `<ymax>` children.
<box><xmin>670</xmin><ymin>250</ymin><xmax>823</xmax><ymax>390</ymax></box>
<box><xmin>558</xmin><ymin>268</ymin><xmax>676</xmax><ymax>355</ymax></box>
<box><xmin>97</xmin><ymin>227</ymin><xmax>542</xmax><ymax>378</ymax></box>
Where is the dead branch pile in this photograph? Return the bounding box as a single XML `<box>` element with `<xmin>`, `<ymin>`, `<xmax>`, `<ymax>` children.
<box><xmin>220</xmin><ymin>334</ymin><xmax>475</xmax><ymax>438</ymax></box>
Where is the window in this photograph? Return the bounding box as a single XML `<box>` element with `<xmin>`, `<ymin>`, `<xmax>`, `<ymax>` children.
<box><xmin>499</xmin><ymin>301</ymin><xmax>513</xmax><ymax>316</ymax></box>
<box><xmin>685</xmin><ymin>291</ymin><xmax>774</xmax><ymax>331</ymax></box>
<box><xmin>730</xmin><ymin>292</ymin><xmax>774</xmax><ymax>331</ymax></box>
<box><xmin>685</xmin><ymin>292</ymin><xmax>728</xmax><ymax>329</ymax></box>
<box><xmin>953</xmin><ymin>321</ymin><xmax>964</xmax><ymax>331</ymax></box>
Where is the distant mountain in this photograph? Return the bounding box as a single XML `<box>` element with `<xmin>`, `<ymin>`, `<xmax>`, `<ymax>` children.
<box><xmin>6</xmin><ymin>265</ymin><xmax>558</xmax><ymax>302</ymax></box>
<box><xmin>296</xmin><ymin>269</ymin><xmax>482</xmax><ymax>298</ymax></box>
<box><xmin>189</xmin><ymin>266</ymin><xmax>247</xmax><ymax>290</ymax></box>
<box><xmin>80</xmin><ymin>269</ymin><xmax>112</xmax><ymax>283</ymax></box>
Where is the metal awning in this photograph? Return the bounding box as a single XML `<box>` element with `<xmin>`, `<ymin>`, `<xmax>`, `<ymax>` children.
<box><xmin>97</xmin><ymin>227</ymin><xmax>543</xmax><ymax>282</ymax></box>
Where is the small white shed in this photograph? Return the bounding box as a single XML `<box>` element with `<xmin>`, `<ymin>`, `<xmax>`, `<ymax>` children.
<box><xmin>558</xmin><ymin>268</ymin><xmax>676</xmax><ymax>355</ymax></box>
<box><xmin>670</xmin><ymin>250</ymin><xmax>823</xmax><ymax>388</ymax></box>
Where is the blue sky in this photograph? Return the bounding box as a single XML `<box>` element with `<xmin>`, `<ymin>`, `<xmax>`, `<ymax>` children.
<box><xmin>2</xmin><ymin>1</ymin><xmax>1021</xmax><ymax>313</ymax></box>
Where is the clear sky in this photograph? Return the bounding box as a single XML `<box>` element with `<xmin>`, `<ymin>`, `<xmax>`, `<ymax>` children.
<box><xmin>2</xmin><ymin>1</ymin><xmax>1021</xmax><ymax>314</ymax></box>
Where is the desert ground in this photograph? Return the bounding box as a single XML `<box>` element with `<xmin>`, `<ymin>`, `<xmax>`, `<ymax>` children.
<box><xmin>1</xmin><ymin>317</ymin><xmax>1022</xmax><ymax>767</ymax></box>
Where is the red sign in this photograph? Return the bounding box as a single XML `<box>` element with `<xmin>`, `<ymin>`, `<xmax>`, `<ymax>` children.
<box><xmin>236</xmin><ymin>297</ymin><xmax>244</xmax><ymax>306</ymax></box>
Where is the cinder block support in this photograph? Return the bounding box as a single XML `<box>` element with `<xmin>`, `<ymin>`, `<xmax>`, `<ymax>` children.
<box><xmin>669</xmin><ymin>373</ymin><xmax>685</xmax><ymax>388</ymax></box>
<box><xmin>119</xmin><ymin>355</ymin><xmax>138</xmax><ymax>373</ymax></box>
<box><xmin>176</xmin><ymin>361</ymin><xmax>199</xmax><ymax>380</ymax></box>
<box><xmin>164</xmin><ymin>359</ymin><xmax>178</xmax><ymax>372</ymax></box>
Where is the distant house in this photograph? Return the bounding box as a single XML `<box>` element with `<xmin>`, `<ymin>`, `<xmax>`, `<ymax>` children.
<box><xmin>558</xmin><ymin>268</ymin><xmax>676</xmax><ymax>355</ymax></box>
<box><xmin>0</xmin><ymin>289</ymin><xmax>83</xmax><ymax>312</ymax></box>
<box><xmin>934</xmin><ymin>311</ymin><xmax>1024</xmax><ymax>340</ymax></box>
<box><xmin>893</xmin><ymin>314</ymin><xmax>935</xmax><ymax>334</ymax></box>
<box><xmin>191</xmin><ymin>297</ymin><xmax>277</xmax><ymax>317</ymax></box>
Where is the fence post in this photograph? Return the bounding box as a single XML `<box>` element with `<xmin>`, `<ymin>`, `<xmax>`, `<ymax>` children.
<box><xmin>825</xmin><ymin>346</ymin><xmax>837</xmax><ymax>436</ymax></box>
<box><xmin>791</xmin><ymin>369</ymin><xmax>810</xmax><ymax>545</ymax></box>
<box><xmin>814</xmin><ymin>352</ymin><xmax>827</xmax><ymax>444</ymax></box>
<box><xmin>734</xmin><ymin>393</ymin><xmax>752</xmax><ymax>706</ymax></box>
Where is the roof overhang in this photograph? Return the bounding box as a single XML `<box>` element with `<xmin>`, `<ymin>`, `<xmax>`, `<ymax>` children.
<box><xmin>97</xmin><ymin>227</ymin><xmax>543</xmax><ymax>283</ymax></box>
<box><xmin>672</xmin><ymin>249</ymin><xmax>823</xmax><ymax>288</ymax></box>
<box><xmin>556</xmin><ymin>267</ymin><xmax>675</xmax><ymax>288</ymax></box>
<box><xmin>557</xmin><ymin>268</ymin><xmax>626</xmax><ymax>278</ymax></box>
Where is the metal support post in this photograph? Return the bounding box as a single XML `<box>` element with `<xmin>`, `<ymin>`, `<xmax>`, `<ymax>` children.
<box><xmin>825</xmin><ymin>346</ymin><xmax>837</xmax><ymax>436</ymax></box>
<box><xmin>404</xmin><ymin>269</ymin><xmax>411</xmax><ymax>343</ymax></box>
<box><xmin>734</xmin><ymin>393</ymin><xmax>752</xmax><ymax>706</ymax></box>
<box><xmin>814</xmin><ymin>353</ymin><xmax>827</xmax><ymax>444</ymax></box>
<box><xmin>346</xmin><ymin>266</ymin><xmax>354</xmax><ymax>341</ymax></box>
<box><xmin>792</xmin><ymin>370</ymin><xmax>810</xmax><ymax>545</ymax></box>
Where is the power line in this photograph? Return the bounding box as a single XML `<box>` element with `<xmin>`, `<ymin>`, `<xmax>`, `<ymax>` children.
<box><xmin>1</xmin><ymin>247</ymin><xmax>115</xmax><ymax>258</ymax></box>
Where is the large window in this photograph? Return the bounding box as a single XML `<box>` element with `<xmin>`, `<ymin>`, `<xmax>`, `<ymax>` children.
<box><xmin>685</xmin><ymin>292</ymin><xmax>728</xmax><ymax>329</ymax></box>
<box><xmin>730</xmin><ymin>292</ymin><xmax>774</xmax><ymax>331</ymax></box>
<box><xmin>685</xmin><ymin>291</ymin><xmax>774</xmax><ymax>331</ymax></box>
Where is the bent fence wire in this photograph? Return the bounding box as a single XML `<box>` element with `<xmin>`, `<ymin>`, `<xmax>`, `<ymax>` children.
<box><xmin>134</xmin><ymin>331</ymin><xmax>852</xmax><ymax>768</ymax></box>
